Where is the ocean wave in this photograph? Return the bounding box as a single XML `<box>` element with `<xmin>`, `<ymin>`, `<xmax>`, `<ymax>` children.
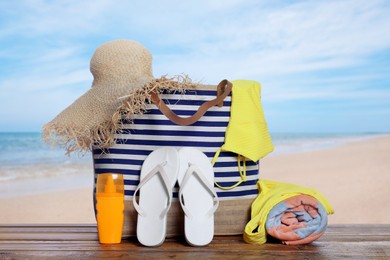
<box><xmin>0</xmin><ymin>161</ymin><xmax>93</xmax><ymax>182</ymax></box>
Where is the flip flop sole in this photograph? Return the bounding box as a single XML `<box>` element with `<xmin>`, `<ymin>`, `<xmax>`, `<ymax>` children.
<box><xmin>178</xmin><ymin>147</ymin><xmax>216</xmax><ymax>246</ymax></box>
<box><xmin>136</xmin><ymin>147</ymin><xmax>179</xmax><ymax>246</ymax></box>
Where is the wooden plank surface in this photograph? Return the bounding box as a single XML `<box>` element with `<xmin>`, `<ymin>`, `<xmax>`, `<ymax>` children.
<box><xmin>0</xmin><ymin>224</ymin><xmax>389</xmax><ymax>259</ymax></box>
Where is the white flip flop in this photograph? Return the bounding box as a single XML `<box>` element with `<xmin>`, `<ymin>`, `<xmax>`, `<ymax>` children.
<box><xmin>178</xmin><ymin>147</ymin><xmax>219</xmax><ymax>246</ymax></box>
<box><xmin>133</xmin><ymin>147</ymin><xmax>179</xmax><ymax>247</ymax></box>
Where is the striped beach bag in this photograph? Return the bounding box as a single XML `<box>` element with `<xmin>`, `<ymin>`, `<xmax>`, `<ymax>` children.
<box><xmin>92</xmin><ymin>80</ymin><xmax>266</xmax><ymax>237</ymax></box>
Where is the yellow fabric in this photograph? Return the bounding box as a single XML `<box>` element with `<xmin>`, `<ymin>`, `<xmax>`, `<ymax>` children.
<box><xmin>212</xmin><ymin>80</ymin><xmax>274</xmax><ymax>189</ymax></box>
<box><xmin>243</xmin><ymin>180</ymin><xmax>334</xmax><ymax>244</ymax></box>
<box><xmin>214</xmin><ymin>152</ymin><xmax>247</xmax><ymax>190</ymax></box>
<box><xmin>222</xmin><ymin>80</ymin><xmax>274</xmax><ymax>161</ymax></box>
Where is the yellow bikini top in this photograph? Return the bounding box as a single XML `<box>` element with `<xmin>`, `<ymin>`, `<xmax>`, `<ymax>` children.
<box><xmin>212</xmin><ymin>80</ymin><xmax>274</xmax><ymax>189</ymax></box>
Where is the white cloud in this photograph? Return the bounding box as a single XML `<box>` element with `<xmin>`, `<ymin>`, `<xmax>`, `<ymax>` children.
<box><xmin>0</xmin><ymin>0</ymin><xmax>112</xmax><ymax>38</ymax></box>
<box><xmin>0</xmin><ymin>0</ymin><xmax>389</xmax><ymax>132</ymax></box>
<box><xmin>148</xmin><ymin>0</ymin><xmax>390</xmax><ymax>76</ymax></box>
<box><xmin>142</xmin><ymin>0</ymin><xmax>390</xmax><ymax>107</ymax></box>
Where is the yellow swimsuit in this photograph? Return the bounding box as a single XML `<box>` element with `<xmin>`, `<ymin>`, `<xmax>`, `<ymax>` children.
<box><xmin>212</xmin><ymin>80</ymin><xmax>274</xmax><ymax>189</ymax></box>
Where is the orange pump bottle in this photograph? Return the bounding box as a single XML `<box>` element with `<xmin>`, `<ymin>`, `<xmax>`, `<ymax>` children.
<box><xmin>96</xmin><ymin>173</ymin><xmax>124</xmax><ymax>244</ymax></box>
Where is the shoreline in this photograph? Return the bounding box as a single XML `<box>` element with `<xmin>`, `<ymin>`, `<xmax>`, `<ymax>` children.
<box><xmin>0</xmin><ymin>161</ymin><xmax>94</xmax><ymax>197</ymax></box>
<box><xmin>269</xmin><ymin>132</ymin><xmax>388</xmax><ymax>155</ymax></box>
<box><xmin>0</xmin><ymin>134</ymin><xmax>389</xmax><ymax>224</ymax></box>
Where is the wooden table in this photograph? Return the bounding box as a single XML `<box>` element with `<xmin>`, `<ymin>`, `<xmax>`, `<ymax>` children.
<box><xmin>0</xmin><ymin>224</ymin><xmax>389</xmax><ymax>259</ymax></box>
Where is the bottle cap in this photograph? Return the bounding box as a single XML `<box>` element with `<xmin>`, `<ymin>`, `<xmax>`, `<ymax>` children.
<box><xmin>96</xmin><ymin>173</ymin><xmax>124</xmax><ymax>197</ymax></box>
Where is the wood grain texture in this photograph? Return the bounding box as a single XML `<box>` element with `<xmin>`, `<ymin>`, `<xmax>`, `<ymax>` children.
<box><xmin>0</xmin><ymin>224</ymin><xmax>389</xmax><ymax>259</ymax></box>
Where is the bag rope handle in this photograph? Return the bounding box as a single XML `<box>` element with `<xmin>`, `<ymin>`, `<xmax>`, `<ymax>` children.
<box><xmin>150</xmin><ymin>79</ymin><xmax>233</xmax><ymax>126</ymax></box>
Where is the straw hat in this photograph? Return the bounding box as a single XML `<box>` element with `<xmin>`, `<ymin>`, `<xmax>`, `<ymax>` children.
<box><xmin>43</xmin><ymin>40</ymin><xmax>195</xmax><ymax>154</ymax></box>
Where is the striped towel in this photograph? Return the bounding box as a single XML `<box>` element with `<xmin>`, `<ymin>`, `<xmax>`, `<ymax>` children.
<box><xmin>244</xmin><ymin>180</ymin><xmax>334</xmax><ymax>245</ymax></box>
<box><xmin>266</xmin><ymin>194</ymin><xmax>329</xmax><ymax>245</ymax></box>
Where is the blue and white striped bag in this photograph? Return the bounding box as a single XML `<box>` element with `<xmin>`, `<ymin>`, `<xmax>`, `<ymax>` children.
<box><xmin>93</xmin><ymin>83</ymin><xmax>260</xmax><ymax>236</ymax></box>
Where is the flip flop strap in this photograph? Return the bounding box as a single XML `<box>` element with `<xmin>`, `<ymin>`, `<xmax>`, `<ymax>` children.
<box><xmin>133</xmin><ymin>163</ymin><xmax>173</xmax><ymax>219</ymax></box>
<box><xmin>179</xmin><ymin>164</ymin><xmax>219</xmax><ymax>218</ymax></box>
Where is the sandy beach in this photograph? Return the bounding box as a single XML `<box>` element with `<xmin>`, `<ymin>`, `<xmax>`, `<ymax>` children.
<box><xmin>0</xmin><ymin>163</ymin><xmax>96</xmax><ymax>224</ymax></box>
<box><xmin>0</xmin><ymin>135</ymin><xmax>389</xmax><ymax>225</ymax></box>
<box><xmin>261</xmin><ymin>134</ymin><xmax>390</xmax><ymax>224</ymax></box>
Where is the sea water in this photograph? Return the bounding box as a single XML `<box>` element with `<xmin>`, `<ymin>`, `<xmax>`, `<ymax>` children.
<box><xmin>0</xmin><ymin>132</ymin><xmax>382</xmax><ymax>182</ymax></box>
<box><xmin>0</xmin><ymin>132</ymin><xmax>91</xmax><ymax>182</ymax></box>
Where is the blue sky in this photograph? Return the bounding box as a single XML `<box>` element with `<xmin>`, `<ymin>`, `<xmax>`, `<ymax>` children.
<box><xmin>0</xmin><ymin>0</ymin><xmax>389</xmax><ymax>133</ymax></box>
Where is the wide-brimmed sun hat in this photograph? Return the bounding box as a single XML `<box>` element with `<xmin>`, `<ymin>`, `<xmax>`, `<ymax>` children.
<box><xmin>43</xmin><ymin>40</ymin><xmax>195</xmax><ymax>154</ymax></box>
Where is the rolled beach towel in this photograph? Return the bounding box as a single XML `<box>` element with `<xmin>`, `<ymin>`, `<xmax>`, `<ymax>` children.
<box><xmin>266</xmin><ymin>194</ymin><xmax>328</xmax><ymax>245</ymax></box>
<box><xmin>244</xmin><ymin>180</ymin><xmax>334</xmax><ymax>245</ymax></box>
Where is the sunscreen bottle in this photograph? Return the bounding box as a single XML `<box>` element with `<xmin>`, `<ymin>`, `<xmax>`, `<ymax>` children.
<box><xmin>96</xmin><ymin>173</ymin><xmax>124</xmax><ymax>244</ymax></box>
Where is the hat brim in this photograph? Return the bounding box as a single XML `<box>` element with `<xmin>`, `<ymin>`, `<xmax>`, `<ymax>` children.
<box><xmin>43</xmin><ymin>75</ymin><xmax>196</xmax><ymax>154</ymax></box>
<box><xmin>42</xmin><ymin>77</ymin><xmax>151</xmax><ymax>154</ymax></box>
